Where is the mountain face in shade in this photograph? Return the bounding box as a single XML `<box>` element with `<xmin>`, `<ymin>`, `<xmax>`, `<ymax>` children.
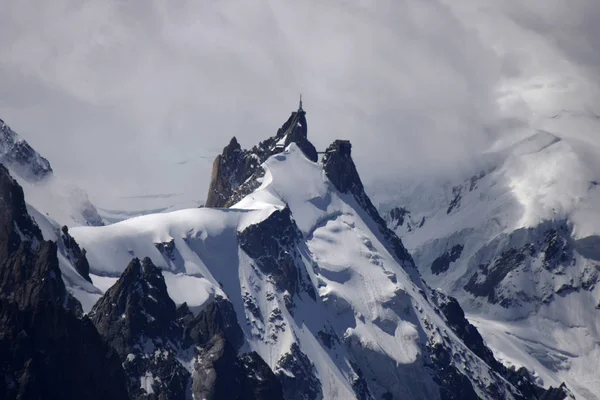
<box><xmin>0</xmin><ymin>163</ymin><xmax>128</xmax><ymax>400</ymax></box>
<box><xmin>89</xmin><ymin>257</ymin><xmax>282</xmax><ymax>399</ymax></box>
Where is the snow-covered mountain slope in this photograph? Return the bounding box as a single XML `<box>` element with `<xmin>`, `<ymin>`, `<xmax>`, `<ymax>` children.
<box><xmin>0</xmin><ymin>117</ymin><xmax>52</xmax><ymax>181</ymax></box>
<box><xmin>68</xmin><ymin>140</ymin><xmax>560</xmax><ymax>399</ymax></box>
<box><xmin>377</xmin><ymin>129</ymin><xmax>600</xmax><ymax>399</ymax></box>
<box><xmin>0</xmin><ymin>117</ymin><xmax>104</xmax><ymax>227</ymax></box>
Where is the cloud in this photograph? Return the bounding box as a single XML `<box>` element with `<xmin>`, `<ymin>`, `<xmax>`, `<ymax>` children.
<box><xmin>0</xmin><ymin>0</ymin><xmax>598</xmax><ymax>208</ymax></box>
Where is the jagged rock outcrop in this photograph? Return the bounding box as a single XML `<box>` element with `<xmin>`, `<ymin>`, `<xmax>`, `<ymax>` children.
<box><xmin>206</xmin><ymin>137</ymin><xmax>253</xmax><ymax>208</ymax></box>
<box><xmin>322</xmin><ymin>140</ymin><xmax>415</xmax><ymax>271</ymax></box>
<box><xmin>275</xmin><ymin>343</ymin><xmax>322</xmax><ymax>400</ymax></box>
<box><xmin>0</xmin><ymin>164</ymin><xmax>80</xmax><ymax>313</ymax></box>
<box><xmin>205</xmin><ymin>106</ymin><xmax>317</xmax><ymax>208</ymax></box>
<box><xmin>431</xmin><ymin>244</ymin><xmax>463</xmax><ymax>275</ymax></box>
<box><xmin>179</xmin><ymin>296</ymin><xmax>245</xmax><ymax>349</ymax></box>
<box><xmin>0</xmin><ymin>240</ymin><xmax>81</xmax><ymax>314</ymax></box>
<box><xmin>0</xmin><ymin>119</ymin><xmax>52</xmax><ymax>182</ymax></box>
<box><xmin>61</xmin><ymin>225</ymin><xmax>92</xmax><ymax>283</ymax></box>
<box><xmin>0</xmin><ymin>299</ymin><xmax>129</xmax><ymax>400</ymax></box>
<box><xmin>90</xmin><ymin>257</ymin><xmax>190</xmax><ymax>399</ymax></box>
<box><xmin>238</xmin><ymin>207</ymin><xmax>302</xmax><ymax>297</ymax></box>
<box><xmin>0</xmin><ymin>163</ymin><xmax>128</xmax><ymax>400</ymax></box>
<box><xmin>429</xmin><ymin>289</ymin><xmax>557</xmax><ymax>399</ymax></box>
<box><xmin>0</xmin><ymin>164</ymin><xmax>43</xmax><ymax>259</ymax></box>
<box><xmin>463</xmin><ymin>220</ymin><xmax>585</xmax><ymax>309</ymax></box>
<box><xmin>275</xmin><ymin>109</ymin><xmax>317</xmax><ymax>163</ymax></box>
<box><xmin>90</xmin><ymin>257</ymin><xmax>283</xmax><ymax>400</ymax></box>
<box><xmin>90</xmin><ymin>257</ymin><xmax>180</xmax><ymax>353</ymax></box>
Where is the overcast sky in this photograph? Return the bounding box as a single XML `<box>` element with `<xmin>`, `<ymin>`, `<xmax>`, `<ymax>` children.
<box><xmin>1</xmin><ymin>0</ymin><xmax>599</xmax><ymax>209</ymax></box>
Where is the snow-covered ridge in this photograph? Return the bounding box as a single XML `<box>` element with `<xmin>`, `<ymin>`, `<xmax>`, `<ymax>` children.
<box><xmin>0</xmin><ymin>117</ymin><xmax>52</xmax><ymax>181</ymax></box>
<box><xmin>378</xmin><ymin>128</ymin><xmax>600</xmax><ymax>399</ymax></box>
<box><xmin>67</xmin><ymin>143</ymin><xmax>547</xmax><ymax>399</ymax></box>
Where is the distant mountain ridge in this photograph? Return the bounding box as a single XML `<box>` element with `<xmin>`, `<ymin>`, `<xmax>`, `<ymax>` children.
<box><xmin>377</xmin><ymin>129</ymin><xmax>600</xmax><ymax>399</ymax></box>
<box><xmin>0</xmin><ymin>107</ymin><xmax>571</xmax><ymax>399</ymax></box>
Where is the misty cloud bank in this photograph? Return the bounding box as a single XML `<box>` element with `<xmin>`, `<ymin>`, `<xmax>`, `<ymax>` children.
<box><xmin>1</xmin><ymin>0</ymin><xmax>599</xmax><ymax>208</ymax></box>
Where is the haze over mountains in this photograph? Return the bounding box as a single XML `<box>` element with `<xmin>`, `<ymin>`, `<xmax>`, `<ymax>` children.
<box><xmin>0</xmin><ymin>106</ymin><xmax>575</xmax><ymax>399</ymax></box>
<box><xmin>2</xmin><ymin>0</ymin><xmax>599</xmax><ymax>212</ymax></box>
<box><xmin>2</xmin><ymin>2</ymin><xmax>600</xmax><ymax>399</ymax></box>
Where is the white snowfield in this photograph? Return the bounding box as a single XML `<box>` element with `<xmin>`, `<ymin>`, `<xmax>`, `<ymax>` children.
<box><xmin>29</xmin><ymin>143</ymin><xmax>514</xmax><ymax>399</ymax></box>
<box><xmin>376</xmin><ymin>130</ymin><xmax>600</xmax><ymax>399</ymax></box>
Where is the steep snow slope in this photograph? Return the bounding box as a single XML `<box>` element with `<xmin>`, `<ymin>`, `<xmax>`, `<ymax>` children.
<box><xmin>378</xmin><ymin>130</ymin><xmax>600</xmax><ymax>399</ymax></box>
<box><xmin>70</xmin><ymin>144</ymin><xmax>545</xmax><ymax>400</ymax></box>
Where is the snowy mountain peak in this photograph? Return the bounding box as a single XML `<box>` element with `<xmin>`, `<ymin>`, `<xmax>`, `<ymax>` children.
<box><xmin>0</xmin><ymin>106</ymin><xmax>572</xmax><ymax>399</ymax></box>
<box><xmin>206</xmin><ymin>106</ymin><xmax>317</xmax><ymax>208</ymax></box>
<box><xmin>377</xmin><ymin>126</ymin><xmax>600</xmax><ymax>398</ymax></box>
<box><xmin>0</xmin><ymin>118</ymin><xmax>52</xmax><ymax>182</ymax></box>
<box><xmin>68</xmin><ymin>125</ymin><xmax>570</xmax><ymax>398</ymax></box>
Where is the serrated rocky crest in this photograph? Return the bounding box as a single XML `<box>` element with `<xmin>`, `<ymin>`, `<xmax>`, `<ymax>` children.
<box><xmin>206</xmin><ymin>104</ymin><xmax>317</xmax><ymax>208</ymax></box>
<box><xmin>89</xmin><ymin>256</ymin><xmax>282</xmax><ymax>400</ymax></box>
<box><xmin>0</xmin><ymin>163</ymin><xmax>128</xmax><ymax>400</ymax></box>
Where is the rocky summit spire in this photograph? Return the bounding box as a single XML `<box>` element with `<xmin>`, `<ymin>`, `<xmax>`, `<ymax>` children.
<box><xmin>205</xmin><ymin>101</ymin><xmax>318</xmax><ymax>208</ymax></box>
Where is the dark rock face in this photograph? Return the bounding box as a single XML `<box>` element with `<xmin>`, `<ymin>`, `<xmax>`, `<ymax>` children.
<box><xmin>90</xmin><ymin>257</ymin><xmax>179</xmax><ymax>354</ymax></box>
<box><xmin>388</xmin><ymin>206</ymin><xmax>409</xmax><ymax>229</ymax></box>
<box><xmin>322</xmin><ymin>140</ymin><xmax>416</xmax><ymax>273</ymax></box>
<box><xmin>276</xmin><ymin>110</ymin><xmax>317</xmax><ymax>163</ymax></box>
<box><xmin>0</xmin><ymin>119</ymin><xmax>52</xmax><ymax>182</ymax></box>
<box><xmin>349</xmin><ymin>361</ymin><xmax>374</xmax><ymax>400</ymax></box>
<box><xmin>192</xmin><ymin>336</ymin><xmax>283</xmax><ymax>400</ymax></box>
<box><xmin>206</xmin><ymin>137</ymin><xmax>252</xmax><ymax>208</ymax></box>
<box><xmin>0</xmin><ymin>240</ymin><xmax>81</xmax><ymax>315</ymax></box>
<box><xmin>181</xmin><ymin>296</ymin><xmax>245</xmax><ymax>350</ymax></box>
<box><xmin>427</xmin><ymin>342</ymin><xmax>479</xmax><ymax>400</ymax></box>
<box><xmin>237</xmin><ymin>351</ymin><xmax>285</xmax><ymax>400</ymax></box>
<box><xmin>192</xmin><ymin>333</ymin><xmax>240</xmax><ymax>400</ymax></box>
<box><xmin>0</xmin><ymin>299</ymin><xmax>129</xmax><ymax>400</ymax></box>
<box><xmin>238</xmin><ymin>207</ymin><xmax>302</xmax><ymax>296</ymax></box>
<box><xmin>275</xmin><ymin>343</ymin><xmax>322</xmax><ymax>400</ymax></box>
<box><xmin>463</xmin><ymin>221</ymin><xmax>582</xmax><ymax>308</ymax></box>
<box><xmin>61</xmin><ymin>225</ymin><xmax>92</xmax><ymax>283</ymax></box>
<box><xmin>90</xmin><ymin>257</ymin><xmax>282</xmax><ymax>400</ymax></box>
<box><xmin>540</xmin><ymin>383</ymin><xmax>570</xmax><ymax>400</ymax></box>
<box><xmin>0</xmin><ymin>164</ymin><xmax>43</xmax><ymax>259</ymax></box>
<box><xmin>0</xmin><ymin>164</ymin><xmax>80</xmax><ymax>314</ymax></box>
<box><xmin>205</xmin><ymin>108</ymin><xmax>317</xmax><ymax>208</ymax></box>
<box><xmin>431</xmin><ymin>244</ymin><xmax>463</xmax><ymax>275</ymax></box>
<box><xmin>464</xmin><ymin>246</ymin><xmax>532</xmax><ymax>306</ymax></box>
<box><xmin>90</xmin><ymin>257</ymin><xmax>189</xmax><ymax>399</ymax></box>
<box><xmin>385</xmin><ymin>206</ymin><xmax>426</xmax><ymax>232</ymax></box>
<box><xmin>431</xmin><ymin>290</ymin><xmax>498</xmax><ymax>367</ymax></box>
<box><xmin>0</xmin><ymin>163</ymin><xmax>129</xmax><ymax>400</ymax></box>
<box><xmin>155</xmin><ymin>239</ymin><xmax>176</xmax><ymax>261</ymax></box>
<box><xmin>430</xmin><ymin>289</ymin><xmax>570</xmax><ymax>400</ymax></box>
<box><xmin>542</xmin><ymin>228</ymin><xmax>572</xmax><ymax>271</ymax></box>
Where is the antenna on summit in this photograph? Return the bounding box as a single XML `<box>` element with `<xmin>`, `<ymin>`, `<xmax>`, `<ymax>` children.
<box><xmin>298</xmin><ymin>94</ymin><xmax>303</xmax><ymax>112</ymax></box>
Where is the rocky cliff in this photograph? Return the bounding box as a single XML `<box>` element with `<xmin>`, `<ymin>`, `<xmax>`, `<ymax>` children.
<box><xmin>0</xmin><ymin>163</ymin><xmax>128</xmax><ymax>400</ymax></box>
